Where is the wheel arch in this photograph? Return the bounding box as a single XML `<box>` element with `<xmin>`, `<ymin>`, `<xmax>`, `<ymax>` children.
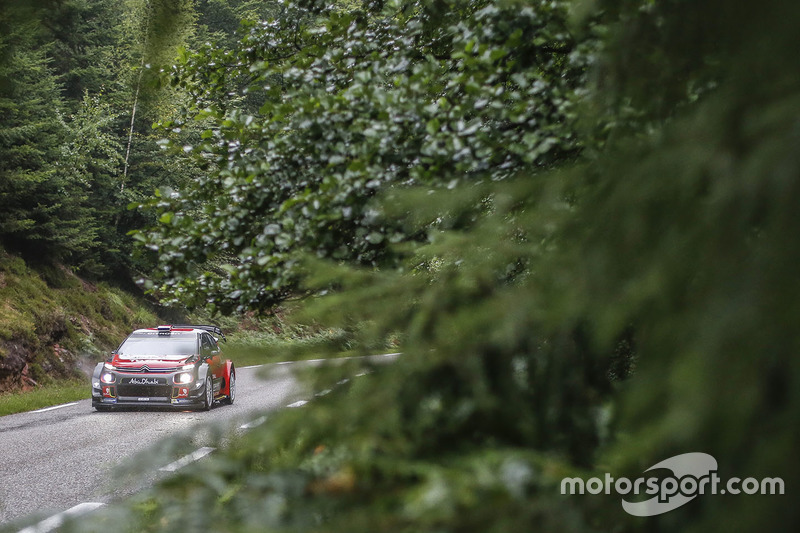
<box><xmin>196</xmin><ymin>362</ymin><xmax>212</xmax><ymax>383</ymax></box>
<box><xmin>91</xmin><ymin>362</ymin><xmax>104</xmax><ymax>381</ymax></box>
<box><xmin>222</xmin><ymin>360</ymin><xmax>235</xmax><ymax>396</ymax></box>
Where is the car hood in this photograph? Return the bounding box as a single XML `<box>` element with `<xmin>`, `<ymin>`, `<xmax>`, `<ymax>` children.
<box><xmin>111</xmin><ymin>355</ymin><xmax>193</xmax><ymax>368</ymax></box>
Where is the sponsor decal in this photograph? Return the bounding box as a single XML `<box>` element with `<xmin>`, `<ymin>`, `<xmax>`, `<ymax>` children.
<box><xmin>123</xmin><ymin>377</ymin><xmax>165</xmax><ymax>386</ymax></box>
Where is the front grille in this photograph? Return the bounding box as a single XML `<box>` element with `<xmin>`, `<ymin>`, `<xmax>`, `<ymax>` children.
<box><xmin>116</xmin><ymin>383</ymin><xmax>171</xmax><ymax>398</ymax></box>
<box><xmin>122</xmin><ymin>365</ymin><xmax>180</xmax><ymax>373</ymax></box>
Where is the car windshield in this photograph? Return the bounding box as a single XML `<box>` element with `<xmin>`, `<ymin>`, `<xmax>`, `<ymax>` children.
<box><xmin>117</xmin><ymin>333</ymin><xmax>197</xmax><ymax>359</ymax></box>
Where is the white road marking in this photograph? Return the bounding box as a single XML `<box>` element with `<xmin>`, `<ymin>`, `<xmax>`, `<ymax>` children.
<box><xmin>239</xmin><ymin>364</ymin><xmax>264</xmax><ymax>369</ymax></box>
<box><xmin>286</xmin><ymin>400</ymin><xmax>308</xmax><ymax>408</ymax></box>
<box><xmin>18</xmin><ymin>502</ymin><xmax>105</xmax><ymax>533</ymax></box>
<box><xmin>159</xmin><ymin>447</ymin><xmax>216</xmax><ymax>472</ymax></box>
<box><xmin>239</xmin><ymin>416</ymin><xmax>267</xmax><ymax>429</ymax></box>
<box><xmin>31</xmin><ymin>402</ymin><xmax>79</xmax><ymax>414</ymax></box>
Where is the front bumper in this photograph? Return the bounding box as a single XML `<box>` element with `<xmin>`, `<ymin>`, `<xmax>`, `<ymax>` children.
<box><xmin>91</xmin><ymin>371</ymin><xmax>205</xmax><ymax>408</ymax></box>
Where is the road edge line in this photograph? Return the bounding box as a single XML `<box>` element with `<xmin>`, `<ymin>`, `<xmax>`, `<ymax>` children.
<box><xmin>18</xmin><ymin>502</ymin><xmax>105</xmax><ymax>533</ymax></box>
<box><xmin>159</xmin><ymin>446</ymin><xmax>216</xmax><ymax>472</ymax></box>
<box><xmin>31</xmin><ymin>402</ymin><xmax>80</xmax><ymax>414</ymax></box>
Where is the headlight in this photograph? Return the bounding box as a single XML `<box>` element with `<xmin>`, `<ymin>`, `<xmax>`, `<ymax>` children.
<box><xmin>175</xmin><ymin>372</ymin><xmax>194</xmax><ymax>384</ymax></box>
<box><xmin>180</xmin><ymin>363</ymin><xmax>196</xmax><ymax>371</ymax></box>
<box><xmin>100</xmin><ymin>372</ymin><xmax>115</xmax><ymax>384</ymax></box>
<box><xmin>104</xmin><ymin>362</ymin><xmax>116</xmax><ymax>370</ymax></box>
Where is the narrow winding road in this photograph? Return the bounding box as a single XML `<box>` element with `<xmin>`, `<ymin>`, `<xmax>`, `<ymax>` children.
<box><xmin>0</xmin><ymin>354</ymin><xmax>398</xmax><ymax>532</ymax></box>
<box><xmin>0</xmin><ymin>363</ymin><xmax>301</xmax><ymax>530</ymax></box>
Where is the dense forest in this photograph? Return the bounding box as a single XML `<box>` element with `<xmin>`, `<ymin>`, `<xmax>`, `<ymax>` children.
<box><xmin>2</xmin><ymin>0</ymin><xmax>799</xmax><ymax>531</ymax></box>
<box><xmin>0</xmin><ymin>0</ymin><xmax>275</xmax><ymax>278</ymax></box>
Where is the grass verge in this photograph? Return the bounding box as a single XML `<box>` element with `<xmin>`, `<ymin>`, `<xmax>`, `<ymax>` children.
<box><xmin>223</xmin><ymin>328</ymin><xmax>358</xmax><ymax>367</ymax></box>
<box><xmin>0</xmin><ymin>380</ymin><xmax>89</xmax><ymax>417</ymax></box>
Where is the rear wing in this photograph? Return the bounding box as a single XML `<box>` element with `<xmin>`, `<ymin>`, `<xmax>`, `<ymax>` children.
<box><xmin>173</xmin><ymin>324</ymin><xmax>227</xmax><ymax>342</ymax></box>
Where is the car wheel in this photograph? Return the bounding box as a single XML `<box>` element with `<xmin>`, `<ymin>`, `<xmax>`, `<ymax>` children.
<box><xmin>201</xmin><ymin>376</ymin><xmax>213</xmax><ymax>411</ymax></box>
<box><xmin>223</xmin><ymin>371</ymin><xmax>235</xmax><ymax>405</ymax></box>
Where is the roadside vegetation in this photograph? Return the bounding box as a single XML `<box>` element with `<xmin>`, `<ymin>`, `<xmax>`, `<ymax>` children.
<box><xmin>0</xmin><ymin>247</ymin><xmax>159</xmax><ymax>393</ymax></box>
<box><xmin>0</xmin><ymin>380</ymin><xmax>88</xmax><ymax>417</ymax></box>
<box><xmin>224</xmin><ymin>328</ymin><xmax>356</xmax><ymax>366</ymax></box>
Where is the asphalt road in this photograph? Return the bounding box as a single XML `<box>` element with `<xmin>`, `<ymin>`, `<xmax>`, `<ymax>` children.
<box><xmin>0</xmin><ymin>353</ymin><xmax>399</xmax><ymax>532</ymax></box>
<box><xmin>0</xmin><ymin>362</ymin><xmax>307</xmax><ymax>530</ymax></box>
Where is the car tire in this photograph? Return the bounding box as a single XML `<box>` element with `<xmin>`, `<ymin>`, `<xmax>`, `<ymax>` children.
<box><xmin>223</xmin><ymin>371</ymin><xmax>235</xmax><ymax>405</ymax></box>
<box><xmin>201</xmin><ymin>376</ymin><xmax>213</xmax><ymax>411</ymax></box>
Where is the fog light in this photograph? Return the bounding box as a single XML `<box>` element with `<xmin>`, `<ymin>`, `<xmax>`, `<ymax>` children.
<box><xmin>101</xmin><ymin>372</ymin><xmax>115</xmax><ymax>384</ymax></box>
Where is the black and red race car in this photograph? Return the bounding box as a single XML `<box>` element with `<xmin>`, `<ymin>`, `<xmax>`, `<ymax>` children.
<box><xmin>91</xmin><ymin>325</ymin><xmax>235</xmax><ymax>411</ymax></box>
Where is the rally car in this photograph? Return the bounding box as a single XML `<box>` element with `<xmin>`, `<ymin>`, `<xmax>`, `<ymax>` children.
<box><xmin>91</xmin><ymin>325</ymin><xmax>235</xmax><ymax>411</ymax></box>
